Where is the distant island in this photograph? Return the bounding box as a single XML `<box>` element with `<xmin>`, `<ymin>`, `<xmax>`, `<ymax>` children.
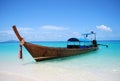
<box><xmin>0</xmin><ymin>40</ymin><xmax>19</xmax><ymax>43</ymax></box>
<box><xmin>0</xmin><ymin>40</ymin><xmax>120</xmax><ymax>43</ymax></box>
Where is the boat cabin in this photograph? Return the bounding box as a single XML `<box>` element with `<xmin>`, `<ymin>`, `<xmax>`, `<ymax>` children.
<box><xmin>67</xmin><ymin>31</ymin><xmax>98</xmax><ymax>49</ymax></box>
<box><xmin>67</xmin><ymin>38</ymin><xmax>92</xmax><ymax>49</ymax></box>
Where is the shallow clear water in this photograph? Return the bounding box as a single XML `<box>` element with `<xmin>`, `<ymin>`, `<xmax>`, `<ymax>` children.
<box><xmin>0</xmin><ymin>41</ymin><xmax>120</xmax><ymax>81</ymax></box>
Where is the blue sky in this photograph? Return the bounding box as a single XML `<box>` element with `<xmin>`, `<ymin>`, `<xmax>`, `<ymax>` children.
<box><xmin>0</xmin><ymin>0</ymin><xmax>120</xmax><ymax>41</ymax></box>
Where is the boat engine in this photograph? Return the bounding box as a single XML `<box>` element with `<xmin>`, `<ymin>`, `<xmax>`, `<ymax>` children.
<box><xmin>92</xmin><ymin>40</ymin><xmax>98</xmax><ymax>47</ymax></box>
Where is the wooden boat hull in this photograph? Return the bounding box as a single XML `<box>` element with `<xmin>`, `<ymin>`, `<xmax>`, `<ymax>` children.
<box><xmin>22</xmin><ymin>41</ymin><xmax>98</xmax><ymax>61</ymax></box>
<box><xmin>12</xmin><ymin>25</ymin><xmax>98</xmax><ymax>62</ymax></box>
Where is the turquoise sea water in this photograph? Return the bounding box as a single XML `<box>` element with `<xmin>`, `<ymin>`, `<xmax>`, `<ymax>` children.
<box><xmin>0</xmin><ymin>41</ymin><xmax>120</xmax><ymax>81</ymax></box>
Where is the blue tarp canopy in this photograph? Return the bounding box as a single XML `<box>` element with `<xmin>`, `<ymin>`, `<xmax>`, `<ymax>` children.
<box><xmin>67</xmin><ymin>38</ymin><xmax>79</xmax><ymax>42</ymax></box>
<box><xmin>79</xmin><ymin>38</ymin><xmax>91</xmax><ymax>42</ymax></box>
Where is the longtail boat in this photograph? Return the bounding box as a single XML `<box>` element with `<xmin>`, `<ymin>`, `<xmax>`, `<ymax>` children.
<box><xmin>13</xmin><ymin>25</ymin><xmax>99</xmax><ymax>62</ymax></box>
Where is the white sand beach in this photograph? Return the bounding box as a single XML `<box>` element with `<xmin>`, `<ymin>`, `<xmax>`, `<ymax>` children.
<box><xmin>0</xmin><ymin>66</ymin><xmax>100</xmax><ymax>81</ymax></box>
<box><xmin>0</xmin><ymin>63</ymin><xmax>120</xmax><ymax>81</ymax></box>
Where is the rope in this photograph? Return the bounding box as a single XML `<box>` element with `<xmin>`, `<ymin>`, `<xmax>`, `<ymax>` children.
<box><xmin>20</xmin><ymin>38</ymin><xmax>25</xmax><ymax>45</ymax></box>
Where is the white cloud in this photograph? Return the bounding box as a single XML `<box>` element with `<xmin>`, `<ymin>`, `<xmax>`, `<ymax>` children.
<box><xmin>0</xmin><ymin>30</ymin><xmax>13</xmax><ymax>35</ymax></box>
<box><xmin>0</xmin><ymin>25</ymin><xmax>71</xmax><ymax>42</ymax></box>
<box><xmin>0</xmin><ymin>27</ymin><xmax>34</xmax><ymax>42</ymax></box>
<box><xmin>72</xmin><ymin>32</ymin><xmax>79</xmax><ymax>36</ymax></box>
<box><xmin>0</xmin><ymin>30</ymin><xmax>16</xmax><ymax>41</ymax></box>
<box><xmin>96</xmin><ymin>25</ymin><xmax>112</xmax><ymax>32</ymax></box>
<box><xmin>64</xmin><ymin>32</ymin><xmax>80</xmax><ymax>38</ymax></box>
<box><xmin>18</xmin><ymin>27</ymin><xmax>33</xmax><ymax>31</ymax></box>
<box><xmin>41</xmin><ymin>25</ymin><xmax>68</xmax><ymax>30</ymax></box>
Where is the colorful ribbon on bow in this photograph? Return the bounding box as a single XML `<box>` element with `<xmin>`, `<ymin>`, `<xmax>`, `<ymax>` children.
<box><xmin>18</xmin><ymin>43</ymin><xmax>23</xmax><ymax>60</ymax></box>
